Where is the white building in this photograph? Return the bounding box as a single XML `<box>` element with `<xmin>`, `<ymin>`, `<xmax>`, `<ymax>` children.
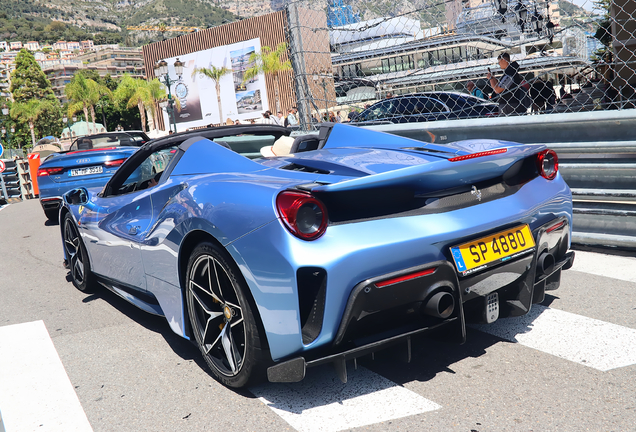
<box><xmin>25</xmin><ymin>41</ymin><xmax>41</xmax><ymax>51</ymax></box>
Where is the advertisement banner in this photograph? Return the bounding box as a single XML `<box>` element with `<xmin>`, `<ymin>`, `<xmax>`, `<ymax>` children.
<box><xmin>162</xmin><ymin>37</ymin><xmax>268</xmax><ymax>131</ymax></box>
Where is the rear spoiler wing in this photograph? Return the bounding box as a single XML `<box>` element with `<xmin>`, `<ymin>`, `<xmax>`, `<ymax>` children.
<box><xmin>311</xmin><ymin>142</ymin><xmax>547</xmax><ymax>194</ymax></box>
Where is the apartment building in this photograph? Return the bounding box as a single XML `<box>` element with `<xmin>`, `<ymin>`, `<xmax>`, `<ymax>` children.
<box><xmin>52</xmin><ymin>41</ymin><xmax>67</xmax><ymax>51</ymax></box>
<box><xmin>25</xmin><ymin>41</ymin><xmax>41</xmax><ymax>51</ymax></box>
<box><xmin>43</xmin><ymin>47</ymin><xmax>146</xmax><ymax>103</ymax></box>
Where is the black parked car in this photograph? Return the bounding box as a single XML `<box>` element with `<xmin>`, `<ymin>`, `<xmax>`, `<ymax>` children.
<box><xmin>351</xmin><ymin>92</ymin><xmax>499</xmax><ymax>124</ymax></box>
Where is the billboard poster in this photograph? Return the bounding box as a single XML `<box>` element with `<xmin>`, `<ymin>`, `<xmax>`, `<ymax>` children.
<box><xmin>161</xmin><ymin>37</ymin><xmax>268</xmax><ymax>131</ymax></box>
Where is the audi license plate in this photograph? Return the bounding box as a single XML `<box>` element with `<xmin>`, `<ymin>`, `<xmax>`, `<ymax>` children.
<box><xmin>70</xmin><ymin>166</ymin><xmax>103</xmax><ymax>177</ymax></box>
<box><xmin>450</xmin><ymin>225</ymin><xmax>536</xmax><ymax>276</ymax></box>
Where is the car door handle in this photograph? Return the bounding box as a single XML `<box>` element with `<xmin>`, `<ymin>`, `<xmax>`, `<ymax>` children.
<box><xmin>129</xmin><ymin>226</ymin><xmax>140</xmax><ymax>235</ymax></box>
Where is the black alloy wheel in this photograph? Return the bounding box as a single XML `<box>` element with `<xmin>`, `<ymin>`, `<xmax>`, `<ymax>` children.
<box><xmin>62</xmin><ymin>213</ymin><xmax>94</xmax><ymax>292</ymax></box>
<box><xmin>186</xmin><ymin>242</ymin><xmax>265</xmax><ymax>388</ymax></box>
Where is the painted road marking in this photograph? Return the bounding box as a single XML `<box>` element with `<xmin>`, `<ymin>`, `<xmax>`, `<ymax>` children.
<box><xmin>570</xmin><ymin>250</ymin><xmax>636</xmax><ymax>283</ymax></box>
<box><xmin>473</xmin><ymin>305</ymin><xmax>636</xmax><ymax>371</ymax></box>
<box><xmin>0</xmin><ymin>321</ymin><xmax>93</xmax><ymax>432</ymax></box>
<box><xmin>250</xmin><ymin>365</ymin><xmax>441</xmax><ymax>432</ymax></box>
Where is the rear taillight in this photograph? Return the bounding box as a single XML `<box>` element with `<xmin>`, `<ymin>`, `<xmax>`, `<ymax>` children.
<box><xmin>536</xmin><ymin>149</ymin><xmax>558</xmax><ymax>180</ymax></box>
<box><xmin>104</xmin><ymin>158</ymin><xmax>127</xmax><ymax>167</ymax></box>
<box><xmin>376</xmin><ymin>267</ymin><xmax>437</xmax><ymax>288</ymax></box>
<box><xmin>276</xmin><ymin>191</ymin><xmax>328</xmax><ymax>241</ymax></box>
<box><xmin>37</xmin><ymin>167</ymin><xmax>64</xmax><ymax>177</ymax></box>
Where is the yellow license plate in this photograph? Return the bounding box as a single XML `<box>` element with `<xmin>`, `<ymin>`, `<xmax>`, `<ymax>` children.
<box><xmin>450</xmin><ymin>225</ymin><xmax>536</xmax><ymax>276</ymax></box>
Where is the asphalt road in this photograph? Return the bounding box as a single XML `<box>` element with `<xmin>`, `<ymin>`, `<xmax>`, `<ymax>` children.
<box><xmin>1</xmin><ymin>199</ymin><xmax>635</xmax><ymax>432</ymax></box>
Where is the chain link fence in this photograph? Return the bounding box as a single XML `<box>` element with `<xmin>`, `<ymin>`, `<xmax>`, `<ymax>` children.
<box><xmin>280</xmin><ymin>0</ymin><xmax>635</xmax><ymax>129</ymax></box>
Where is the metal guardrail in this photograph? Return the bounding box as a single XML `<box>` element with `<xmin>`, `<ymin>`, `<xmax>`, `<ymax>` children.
<box><xmin>370</xmin><ymin>110</ymin><xmax>636</xmax><ymax>250</ymax></box>
<box><xmin>0</xmin><ymin>159</ymin><xmax>22</xmax><ymax>204</ymax></box>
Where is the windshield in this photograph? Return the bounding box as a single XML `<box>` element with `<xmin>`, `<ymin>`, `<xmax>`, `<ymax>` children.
<box><xmin>69</xmin><ymin>133</ymin><xmax>140</xmax><ymax>151</ymax></box>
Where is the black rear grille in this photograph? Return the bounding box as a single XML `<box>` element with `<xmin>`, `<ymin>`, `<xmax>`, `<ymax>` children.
<box><xmin>318</xmin><ymin>155</ymin><xmax>539</xmax><ymax>225</ymax></box>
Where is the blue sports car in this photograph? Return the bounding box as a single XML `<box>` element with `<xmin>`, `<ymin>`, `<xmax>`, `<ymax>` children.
<box><xmin>59</xmin><ymin>123</ymin><xmax>574</xmax><ymax>388</ymax></box>
<box><xmin>37</xmin><ymin>131</ymin><xmax>150</xmax><ymax>221</ymax></box>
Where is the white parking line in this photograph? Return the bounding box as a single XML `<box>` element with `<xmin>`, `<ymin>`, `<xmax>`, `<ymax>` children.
<box><xmin>570</xmin><ymin>250</ymin><xmax>636</xmax><ymax>283</ymax></box>
<box><xmin>0</xmin><ymin>321</ymin><xmax>93</xmax><ymax>432</ymax></box>
<box><xmin>473</xmin><ymin>305</ymin><xmax>636</xmax><ymax>371</ymax></box>
<box><xmin>250</xmin><ymin>365</ymin><xmax>441</xmax><ymax>432</ymax></box>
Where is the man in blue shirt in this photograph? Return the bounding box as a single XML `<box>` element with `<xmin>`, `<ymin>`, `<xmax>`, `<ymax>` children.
<box><xmin>467</xmin><ymin>81</ymin><xmax>485</xmax><ymax>99</ymax></box>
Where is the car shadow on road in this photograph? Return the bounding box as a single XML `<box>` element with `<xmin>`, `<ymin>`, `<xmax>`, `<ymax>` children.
<box><xmin>44</xmin><ymin>219</ymin><xmax>59</xmax><ymax>227</ymax></box>
<box><xmin>363</xmin><ymin>293</ymin><xmax>559</xmax><ymax>386</ymax></box>
<box><xmin>249</xmin><ymin>294</ymin><xmax>562</xmax><ymax>413</ymax></box>
<box><xmin>79</xmin><ymin>282</ymin><xmax>207</xmax><ymax>372</ymax></box>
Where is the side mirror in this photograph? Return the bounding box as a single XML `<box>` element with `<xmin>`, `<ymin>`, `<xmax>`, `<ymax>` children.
<box><xmin>65</xmin><ymin>187</ymin><xmax>89</xmax><ymax>206</ymax></box>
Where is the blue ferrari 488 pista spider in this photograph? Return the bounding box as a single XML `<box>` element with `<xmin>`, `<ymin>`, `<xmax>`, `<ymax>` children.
<box><xmin>60</xmin><ymin>123</ymin><xmax>574</xmax><ymax>388</ymax></box>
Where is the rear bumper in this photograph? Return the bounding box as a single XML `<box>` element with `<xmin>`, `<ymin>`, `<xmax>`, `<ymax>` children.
<box><xmin>40</xmin><ymin>196</ymin><xmax>62</xmax><ymax>211</ymax></box>
<box><xmin>266</xmin><ymin>217</ymin><xmax>574</xmax><ymax>383</ymax></box>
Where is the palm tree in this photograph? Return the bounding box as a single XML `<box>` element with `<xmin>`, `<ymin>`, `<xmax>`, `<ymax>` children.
<box><xmin>242</xmin><ymin>43</ymin><xmax>292</xmax><ymax>112</ymax></box>
<box><xmin>87</xmin><ymin>80</ymin><xmax>112</xmax><ymax>133</ymax></box>
<box><xmin>65</xmin><ymin>73</ymin><xmax>94</xmax><ymax>134</ymax></box>
<box><xmin>192</xmin><ymin>65</ymin><xmax>231</xmax><ymax>123</ymax></box>
<box><xmin>11</xmin><ymin>99</ymin><xmax>51</xmax><ymax>147</ymax></box>
<box><xmin>146</xmin><ymin>78</ymin><xmax>169</xmax><ymax>133</ymax></box>
<box><xmin>115</xmin><ymin>74</ymin><xmax>151</xmax><ymax>132</ymax></box>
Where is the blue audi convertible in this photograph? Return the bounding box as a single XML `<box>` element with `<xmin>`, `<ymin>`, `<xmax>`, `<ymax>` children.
<box><xmin>37</xmin><ymin>131</ymin><xmax>149</xmax><ymax>221</ymax></box>
<box><xmin>60</xmin><ymin>123</ymin><xmax>574</xmax><ymax>388</ymax></box>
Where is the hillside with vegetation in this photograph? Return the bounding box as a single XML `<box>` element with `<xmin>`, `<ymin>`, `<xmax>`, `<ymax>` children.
<box><xmin>0</xmin><ymin>0</ymin><xmax>237</xmax><ymax>46</ymax></box>
<box><xmin>0</xmin><ymin>0</ymin><xmax>601</xmax><ymax>47</ymax></box>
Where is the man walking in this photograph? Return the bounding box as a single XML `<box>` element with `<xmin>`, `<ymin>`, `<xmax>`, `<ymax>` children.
<box><xmin>285</xmin><ymin>107</ymin><xmax>298</xmax><ymax>127</ymax></box>
<box><xmin>487</xmin><ymin>52</ymin><xmax>530</xmax><ymax>115</ymax></box>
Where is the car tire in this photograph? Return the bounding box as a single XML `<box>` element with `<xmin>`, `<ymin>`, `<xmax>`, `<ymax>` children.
<box><xmin>62</xmin><ymin>213</ymin><xmax>95</xmax><ymax>292</ymax></box>
<box><xmin>44</xmin><ymin>208</ymin><xmax>59</xmax><ymax>222</ymax></box>
<box><xmin>185</xmin><ymin>242</ymin><xmax>266</xmax><ymax>388</ymax></box>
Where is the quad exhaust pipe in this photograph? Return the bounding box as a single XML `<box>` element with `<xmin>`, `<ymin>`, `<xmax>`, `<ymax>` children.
<box><xmin>423</xmin><ymin>291</ymin><xmax>455</xmax><ymax>319</ymax></box>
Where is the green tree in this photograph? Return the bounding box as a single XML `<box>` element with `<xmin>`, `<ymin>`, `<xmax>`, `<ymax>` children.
<box><xmin>87</xmin><ymin>79</ymin><xmax>113</xmax><ymax>133</ymax></box>
<box><xmin>192</xmin><ymin>65</ymin><xmax>231</xmax><ymax>123</ymax></box>
<box><xmin>77</xmin><ymin>72</ymin><xmax>141</xmax><ymax>131</ymax></box>
<box><xmin>242</xmin><ymin>43</ymin><xmax>292</xmax><ymax>111</ymax></box>
<box><xmin>10</xmin><ymin>99</ymin><xmax>52</xmax><ymax>147</ymax></box>
<box><xmin>8</xmin><ymin>49</ymin><xmax>62</xmax><ymax>142</ymax></box>
<box><xmin>114</xmin><ymin>74</ymin><xmax>151</xmax><ymax>132</ymax></box>
<box><xmin>592</xmin><ymin>0</ymin><xmax>612</xmax><ymax>61</ymax></box>
<box><xmin>9</xmin><ymin>49</ymin><xmax>56</xmax><ymax>102</ymax></box>
<box><xmin>65</xmin><ymin>73</ymin><xmax>95</xmax><ymax>134</ymax></box>
<box><xmin>146</xmin><ymin>78</ymin><xmax>172</xmax><ymax>132</ymax></box>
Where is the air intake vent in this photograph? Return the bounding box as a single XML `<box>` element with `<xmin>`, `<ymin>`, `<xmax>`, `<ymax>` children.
<box><xmin>281</xmin><ymin>163</ymin><xmax>330</xmax><ymax>174</ymax></box>
<box><xmin>297</xmin><ymin>267</ymin><xmax>327</xmax><ymax>344</ymax></box>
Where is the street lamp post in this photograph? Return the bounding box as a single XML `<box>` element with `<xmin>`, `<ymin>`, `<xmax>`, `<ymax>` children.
<box><xmin>63</xmin><ymin>115</ymin><xmax>78</xmax><ymax>138</ymax></box>
<box><xmin>494</xmin><ymin>0</ymin><xmax>508</xmax><ymax>19</ymax></box>
<box><xmin>154</xmin><ymin>58</ymin><xmax>184</xmax><ymax>134</ymax></box>
<box><xmin>313</xmin><ymin>69</ymin><xmax>332</xmax><ymax>122</ymax></box>
<box><xmin>515</xmin><ymin>2</ymin><xmax>528</xmax><ymax>32</ymax></box>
